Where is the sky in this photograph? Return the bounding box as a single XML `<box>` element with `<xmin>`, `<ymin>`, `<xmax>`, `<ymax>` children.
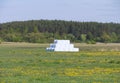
<box><xmin>0</xmin><ymin>0</ymin><xmax>120</xmax><ymax>23</ymax></box>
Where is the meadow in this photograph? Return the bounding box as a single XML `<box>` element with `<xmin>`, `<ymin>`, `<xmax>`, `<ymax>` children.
<box><xmin>0</xmin><ymin>42</ymin><xmax>120</xmax><ymax>83</ymax></box>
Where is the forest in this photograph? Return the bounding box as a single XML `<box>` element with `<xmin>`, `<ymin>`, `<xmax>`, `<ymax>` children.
<box><xmin>0</xmin><ymin>20</ymin><xmax>120</xmax><ymax>43</ymax></box>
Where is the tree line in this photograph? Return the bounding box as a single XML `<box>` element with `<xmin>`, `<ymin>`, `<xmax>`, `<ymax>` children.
<box><xmin>0</xmin><ymin>20</ymin><xmax>120</xmax><ymax>43</ymax></box>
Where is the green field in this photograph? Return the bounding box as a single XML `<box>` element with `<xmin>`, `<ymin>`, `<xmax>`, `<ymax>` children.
<box><xmin>0</xmin><ymin>42</ymin><xmax>120</xmax><ymax>83</ymax></box>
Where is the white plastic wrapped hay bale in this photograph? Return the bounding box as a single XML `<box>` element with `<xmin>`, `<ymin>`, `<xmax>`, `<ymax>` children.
<box><xmin>54</xmin><ymin>40</ymin><xmax>70</xmax><ymax>44</ymax></box>
<box><xmin>46</xmin><ymin>39</ymin><xmax>79</xmax><ymax>52</ymax></box>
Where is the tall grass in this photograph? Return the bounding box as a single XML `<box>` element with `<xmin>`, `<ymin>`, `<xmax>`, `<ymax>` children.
<box><xmin>0</xmin><ymin>42</ymin><xmax>120</xmax><ymax>83</ymax></box>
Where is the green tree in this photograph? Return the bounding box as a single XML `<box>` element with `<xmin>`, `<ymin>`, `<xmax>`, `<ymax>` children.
<box><xmin>86</xmin><ymin>32</ymin><xmax>94</xmax><ymax>40</ymax></box>
<box><xmin>23</xmin><ymin>26</ymin><xmax>29</xmax><ymax>33</ymax></box>
<box><xmin>0</xmin><ymin>20</ymin><xmax>120</xmax><ymax>43</ymax></box>
<box><xmin>67</xmin><ymin>34</ymin><xmax>75</xmax><ymax>42</ymax></box>
<box><xmin>33</xmin><ymin>26</ymin><xmax>39</xmax><ymax>33</ymax></box>
<box><xmin>101</xmin><ymin>32</ymin><xmax>112</xmax><ymax>43</ymax></box>
<box><xmin>111</xmin><ymin>32</ymin><xmax>118</xmax><ymax>42</ymax></box>
<box><xmin>80</xmin><ymin>34</ymin><xmax>87</xmax><ymax>42</ymax></box>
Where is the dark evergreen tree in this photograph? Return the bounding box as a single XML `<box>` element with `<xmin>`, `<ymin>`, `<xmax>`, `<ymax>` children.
<box><xmin>0</xmin><ymin>20</ymin><xmax>120</xmax><ymax>43</ymax></box>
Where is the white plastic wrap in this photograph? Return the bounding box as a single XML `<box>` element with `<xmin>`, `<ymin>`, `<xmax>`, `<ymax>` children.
<box><xmin>46</xmin><ymin>40</ymin><xmax>79</xmax><ymax>52</ymax></box>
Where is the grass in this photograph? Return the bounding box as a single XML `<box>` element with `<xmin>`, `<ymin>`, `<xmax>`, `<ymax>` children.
<box><xmin>0</xmin><ymin>42</ymin><xmax>120</xmax><ymax>83</ymax></box>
